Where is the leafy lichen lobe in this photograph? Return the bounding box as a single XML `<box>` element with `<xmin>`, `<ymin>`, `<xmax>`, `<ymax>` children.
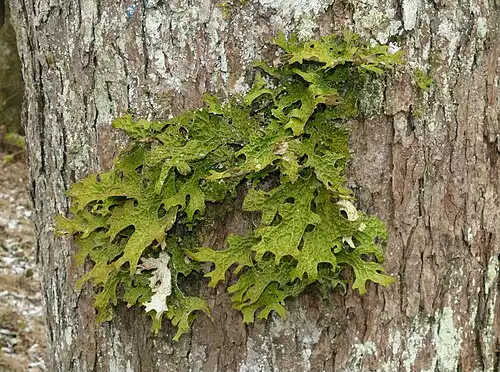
<box><xmin>57</xmin><ymin>32</ymin><xmax>402</xmax><ymax>340</ymax></box>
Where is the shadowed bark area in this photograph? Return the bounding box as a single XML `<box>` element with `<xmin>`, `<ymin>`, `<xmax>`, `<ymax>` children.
<box><xmin>8</xmin><ymin>0</ymin><xmax>500</xmax><ymax>371</ymax></box>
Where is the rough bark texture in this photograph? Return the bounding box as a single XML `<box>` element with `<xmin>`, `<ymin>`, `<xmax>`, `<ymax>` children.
<box><xmin>8</xmin><ymin>0</ymin><xmax>500</xmax><ymax>371</ymax></box>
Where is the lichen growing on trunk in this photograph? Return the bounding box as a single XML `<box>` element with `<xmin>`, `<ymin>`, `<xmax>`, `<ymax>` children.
<box><xmin>56</xmin><ymin>32</ymin><xmax>403</xmax><ymax>340</ymax></box>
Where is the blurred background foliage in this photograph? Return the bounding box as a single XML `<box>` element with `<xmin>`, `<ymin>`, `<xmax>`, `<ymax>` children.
<box><xmin>0</xmin><ymin>2</ymin><xmax>25</xmax><ymax>156</ymax></box>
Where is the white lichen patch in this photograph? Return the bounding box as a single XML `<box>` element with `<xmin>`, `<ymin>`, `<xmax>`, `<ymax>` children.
<box><xmin>399</xmin><ymin>308</ymin><xmax>462</xmax><ymax>372</ymax></box>
<box><xmin>437</xmin><ymin>17</ymin><xmax>460</xmax><ymax>66</ymax></box>
<box><xmin>188</xmin><ymin>344</ymin><xmax>207</xmax><ymax>371</ymax></box>
<box><xmin>351</xmin><ymin>0</ymin><xmax>402</xmax><ymax>43</ymax></box>
<box><xmin>140</xmin><ymin>251</ymin><xmax>172</xmax><ymax>319</ymax></box>
<box><xmin>466</xmin><ymin>227</ymin><xmax>474</xmax><ymax>243</ymax></box>
<box><xmin>347</xmin><ymin>340</ymin><xmax>377</xmax><ymax>368</ymax></box>
<box><xmin>485</xmin><ymin>256</ymin><xmax>499</xmax><ymax>297</ymax></box>
<box><xmin>387</xmin><ymin>42</ymin><xmax>401</xmax><ymax>55</ymax></box>
<box><xmin>400</xmin><ymin>314</ymin><xmax>430</xmax><ymax>372</ymax></box>
<box><xmin>343</xmin><ymin>236</ymin><xmax>355</xmax><ymax>248</ymax></box>
<box><xmin>153</xmin><ymin>50</ymin><xmax>169</xmax><ymax>80</ymax></box>
<box><xmin>258</xmin><ymin>0</ymin><xmax>333</xmax><ymax>40</ymax></box>
<box><xmin>145</xmin><ymin>8</ymin><xmax>163</xmax><ymax>40</ymax></box>
<box><xmin>380</xmin><ymin>329</ymin><xmax>403</xmax><ymax>370</ymax></box>
<box><xmin>258</xmin><ymin>0</ymin><xmax>332</xmax><ymax>20</ymax></box>
<box><xmin>233</xmin><ymin>75</ymin><xmax>251</xmax><ymax>95</ymax></box>
<box><xmin>337</xmin><ymin>200</ymin><xmax>359</xmax><ymax>221</ymax></box>
<box><xmin>295</xmin><ymin>16</ymin><xmax>318</xmax><ymax>40</ymax></box>
<box><xmin>108</xmin><ymin>327</ymin><xmax>128</xmax><ymax>372</ymax></box>
<box><xmin>476</xmin><ymin>17</ymin><xmax>488</xmax><ymax>39</ymax></box>
<box><xmin>125</xmin><ymin>360</ymin><xmax>134</xmax><ymax>372</ymax></box>
<box><xmin>402</xmin><ymin>0</ymin><xmax>419</xmax><ymax>31</ymax></box>
<box><xmin>296</xmin><ymin>310</ymin><xmax>323</xmax><ymax>371</ymax></box>
<box><xmin>238</xmin><ymin>334</ymin><xmax>273</xmax><ymax>372</ymax></box>
<box><xmin>483</xmin><ymin>256</ymin><xmax>499</xmax><ymax>368</ymax></box>
<box><xmin>433</xmin><ymin>307</ymin><xmax>462</xmax><ymax>372</ymax></box>
<box><xmin>64</xmin><ymin>326</ymin><xmax>73</xmax><ymax>347</ymax></box>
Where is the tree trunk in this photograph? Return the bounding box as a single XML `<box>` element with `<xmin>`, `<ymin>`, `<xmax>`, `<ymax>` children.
<box><xmin>8</xmin><ymin>0</ymin><xmax>500</xmax><ymax>371</ymax></box>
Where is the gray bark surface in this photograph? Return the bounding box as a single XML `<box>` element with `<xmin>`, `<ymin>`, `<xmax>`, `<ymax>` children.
<box><xmin>8</xmin><ymin>0</ymin><xmax>500</xmax><ymax>371</ymax></box>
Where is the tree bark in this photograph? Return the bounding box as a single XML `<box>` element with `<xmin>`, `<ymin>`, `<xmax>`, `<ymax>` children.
<box><xmin>8</xmin><ymin>0</ymin><xmax>500</xmax><ymax>371</ymax></box>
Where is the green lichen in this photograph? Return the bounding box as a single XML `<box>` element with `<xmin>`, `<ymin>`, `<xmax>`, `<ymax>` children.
<box><xmin>217</xmin><ymin>0</ymin><xmax>249</xmax><ymax>18</ymax></box>
<box><xmin>411</xmin><ymin>67</ymin><xmax>432</xmax><ymax>118</ymax></box>
<box><xmin>413</xmin><ymin>67</ymin><xmax>433</xmax><ymax>92</ymax></box>
<box><xmin>56</xmin><ymin>32</ymin><xmax>403</xmax><ymax>340</ymax></box>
